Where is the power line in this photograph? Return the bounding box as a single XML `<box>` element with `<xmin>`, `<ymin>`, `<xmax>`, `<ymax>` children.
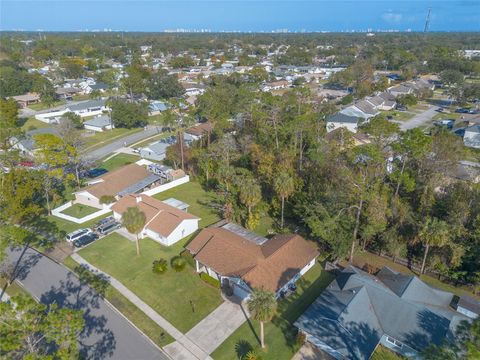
<box><xmin>424</xmin><ymin>8</ymin><xmax>432</xmax><ymax>32</ymax></box>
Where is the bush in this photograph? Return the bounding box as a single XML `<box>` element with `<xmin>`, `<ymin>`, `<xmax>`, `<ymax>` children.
<box><xmin>296</xmin><ymin>330</ymin><xmax>306</xmax><ymax>346</ymax></box>
<box><xmin>200</xmin><ymin>272</ymin><xmax>220</xmax><ymax>288</ymax></box>
<box><xmin>152</xmin><ymin>259</ymin><xmax>168</xmax><ymax>274</ymax></box>
<box><xmin>180</xmin><ymin>250</ymin><xmax>195</xmax><ymax>268</ymax></box>
<box><xmin>100</xmin><ymin>195</ymin><xmax>116</xmax><ymax>204</ymax></box>
<box><xmin>170</xmin><ymin>256</ymin><xmax>187</xmax><ymax>272</ymax></box>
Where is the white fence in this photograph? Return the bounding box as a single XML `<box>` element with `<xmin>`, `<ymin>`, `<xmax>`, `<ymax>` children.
<box><xmin>52</xmin><ymin>201</ymin><xmax>111</xmax><ymax>224</ymax></box>
<box><xmin>142</xmin><ymin>175</ymin><xmax>190</xmax><ymax>196</ymax></box>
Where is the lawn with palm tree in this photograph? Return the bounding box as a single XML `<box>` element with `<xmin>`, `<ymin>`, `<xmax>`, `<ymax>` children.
<box><xmin>77</xmin><ymin>232</ymin><xmax>223</xmax><ymax>332</ymax></box>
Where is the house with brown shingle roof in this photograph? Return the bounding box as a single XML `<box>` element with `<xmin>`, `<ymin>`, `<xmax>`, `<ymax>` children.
<box><xmin>186</xmin><ymin>222</ymin><xmax>318</xmax><ymax>299</ymax></box>
<box><xmin>74</xmin><ymin>163</ymin><xmax>162</xmax><ymax>209</ymax></box>
<box><xmin>112</xmin><ymin>194</ymin><xmax>200</xmax><ymax>246</ymax></box>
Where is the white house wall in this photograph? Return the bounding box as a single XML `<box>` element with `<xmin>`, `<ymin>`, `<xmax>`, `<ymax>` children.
<box><xmin>74</xmin><ymin>191</ymin><xmax>102</xmax><ymax>209</ymax></box>
<box><xmin>165</xmin><ymin>219</ymin><xmax>199</xmax><ymax>245</ymax></box>
<box><xmin>327</xmin><ymin>121</ymin><xmax>358</xmax><ymax>133</ymax></box>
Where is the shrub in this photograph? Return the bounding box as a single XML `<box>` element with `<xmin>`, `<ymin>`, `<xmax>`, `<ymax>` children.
<box><xmin>170</xmin><ymin>256</ymin><xmax>187</xmax><ymax>272</ymax></box>
<box><xmin>180</xmin><ymin>250</ymin><xmax>195</xmax><ymax>267</ymax></box>
<box><xmin>244</xmin><ymin>350</ymin><xmax>263</xmax><ymax>360</ymax></box>
<box><xmin>296</xmin><ymin>330</ymin><xmax>306</xmax><ymax>346</ymax></box>
<box><xmin>200</xmin><ymin>272</ymin><xmax>220</xmax><ymax>288</ymax></box>
<box><xmin>152</xmin><ymin>259</ymin><xmax>168</xmax><ymax>274</ymax></box>
<box><xmin>100</xmin><ymin>195</ymin><xmax>116</xmax><ymax>204</ymax></box>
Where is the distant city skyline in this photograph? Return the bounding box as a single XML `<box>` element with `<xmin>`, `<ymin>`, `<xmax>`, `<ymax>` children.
<box><xmin>1</xmin><ymin>1</ymin><xmax>479</xmax><ymax>32</ymax></box>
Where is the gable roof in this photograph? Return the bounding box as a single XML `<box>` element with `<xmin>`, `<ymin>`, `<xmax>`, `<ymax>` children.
<box><xmin>84</xmin><ymin>115</ymin><xmax>111</xmax><ymax>128</ymax></box>
<box><xmin>111</xmin><ymin>194</ymin><xmax>199</xmax><ymax>237</ymax></box>
<box><xmin>186</xmin><ymin>224</ymin><xmax>318</xmax><ymax>292</ymax></box>
<box><xmin>185</xmin><ymin>122</ymin><xmax>214</xmax><ymax>137</ymax></box>
<box><xmin>82</xmin><ymin>163</ymin><xmax>152</xmax><ymax>199</ymax></box>
<box><xmin>326</xmin><ymin>112</ymin><xmax>359</xmax><ymax>124</ymax></box>
<box><xmin>295</xmin><ymin>266</ymin><xmax>469</xmax><ymax>359</ymax></box>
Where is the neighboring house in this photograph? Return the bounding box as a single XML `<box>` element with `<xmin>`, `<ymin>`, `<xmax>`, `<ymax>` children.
<box><xmin>463</xmin><ymin>125</ymin><xmax>480</xmax><ymax>148</ymax></box>
<box><xmin>10</xmin><ymin>127</ymin><xmax>59</xmax><ymax>157</ymax></box>
<box><xmin>112</xmin><ymin>194</ymin><xmax>199</xmax><ymax>246</ymax></box>
<box><xmin>149</xmin><ymin>101</ymin><xmax>169</xmax><ymax>115</ymax></box>
<box><xmin>262</xmin><ymin>80</ymin><xmax>290</xmax><ymax>92</ymax></box>
<box><xmin>74</xmin><ymin>163</ymin><xmax>162</xmax><ymax>209</ymax></box>
<box><xmin>139</xmin><ymin>140</ymin><xmax>172</xmax><ymax>161</ymax></box>
<box><xmin>55</xmin><ymin>87</ymin><xmax>82</xmax><ymax>100</ymax></box>
<box><xmin>326</xmin><ymin>112</ymin><xmax>362</xmax><ymax>133</ymax></box>
<box><xmin>342</xmin><ymin>100</ymin><xmax>380</xmax><ymax>120</ymax></box>
<box><xmin>379</xmin><ymin>92</ymin><xmax>397</xmax><ymax>110</ymax></box>
<box><xmin>295</xmin><ymin>265</ymin><xmax>473</xmax><ymax>360</ymax></box>
<box><xmin>184</xmin><ymin>122</ymin><xmax>214</xmax><ymax>142</ymax></box>
<box><xmin>186</xmin><ymin>222</ymin><xmax>318</xmax><ymax>299</ymax></box>
<box><xmin>84</xmin><ymin>115</ymin><xmax>114</xmax><ymax>132</ymax></box>
<box><xmin>35</xmin><ymin>99</ymin><xmax>109</xmax><ymax>123</ymax></box>
<box><xmin>389</xmin><ymin>84</ymin><xmax>414</xmax><ymax>97</ymax></box>
<box><xmin>85</xmin><ymin>82</ymin><xmax>109</xmax><ymax>94</ymax></box>
<box><xmin>9</xmin><ymin>93</ymin><xmax>40</xmax><ymax>108</ymax></box>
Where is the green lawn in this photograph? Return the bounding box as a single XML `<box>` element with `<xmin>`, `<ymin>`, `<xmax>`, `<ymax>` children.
<box><xmin>77</xmin><ymin>233</ymin><xmax>223</xmax><ymax>332</ymax></box>
<box><xmin>61</xmin><ymin>203</ymin><xmax>100</xmax><ymax>218</ymax></box>
<box><xmin>63</xmin><ymin>256</ymin><xmax>174</xmax><ymax>347</ymax></box>
<box><xmin>384</xmin><ymin>110</ymin><xmax>414</xmax><ymax>122</ymax></box>
<box><xmin>212</xmin><ymin>263</ymin><xmax>335</xmax><ymax>360</ymax></box>
<box><xmin>153</xmin><ymin>181</ymin><xmax>222</xmax><ymax>229</ymax></box>
<box><xmin>371</xmin><ymin>346</ymin><xmax>405</xmax><ymax>360</ymax></box>
<box><xmin>101</xmin><ymin>153</ymin><xmax>141</xmax><ymax>172</ymax></box>
<box><xmin>28</xmin><ymin>100</ymin><xmax>65</xmax><ymax>111</ymax></box>
<box><xmin>0</xmin><ymin>278</ymin><xmax>31</xmax><ymax>298</ymax></box>
<box><xmin>19</xmin><ymin>117</ymin><xmax>50</xmax><ymax>131</ymax></box>
<box><xmin>82</xmin><ymin>128</ymin><xmax>143</xmax><ymax>152</ymax></box>
<box><xmin>344</xmin><ymin>251</ymin><xmax>480</xmax><ymax>300</ymax></box>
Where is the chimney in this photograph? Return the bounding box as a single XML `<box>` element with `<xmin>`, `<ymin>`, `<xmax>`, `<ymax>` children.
<box><xmin>136</xmin><ymin>195</ymin><xmax>142</xmax><ymax>203</ymax></box>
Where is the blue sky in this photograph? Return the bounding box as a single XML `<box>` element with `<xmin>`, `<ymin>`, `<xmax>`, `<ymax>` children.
<box><xmin>1</xmin><ymin>1</ymin><xmax>479</xmax><ymax>32</ymax></box>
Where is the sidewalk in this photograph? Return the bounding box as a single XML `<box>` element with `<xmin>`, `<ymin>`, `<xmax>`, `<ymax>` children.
<box><xmin>70</xmin><ymin>253</ymin><xmax>210</xmax><ymax>360</ymax></box>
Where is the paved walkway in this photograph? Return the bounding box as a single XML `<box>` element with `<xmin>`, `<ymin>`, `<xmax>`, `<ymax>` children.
<box><xmin>71</xmin><ymin>254</ymin><xmax>248</xmax><ymax>359</ymax></box>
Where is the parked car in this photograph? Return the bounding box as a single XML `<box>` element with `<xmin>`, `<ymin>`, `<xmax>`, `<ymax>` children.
<box><xmin>396</xmin><ymin>104</ymin><xmax>407</xmax><ymax>111</ymax></box>
<box><xmin>455</xmin><ymin>108</ymin><xmax>470</xmax><ymax>114</ymax></box>
<box><xmin>73</xmin><ymin>233</ymin><xmax>98</xmax><ymax>248</ymax></box>
<box><xmin>468</xmin><ymin>109</ymin><xmax>479</xmax><ymax>115</ymax></box>
<box><xmin>93</xmin><ymin>216</ymin><xmax>116</xmax><ymax>232</ymax></box>
<box><xmin>66</xmin><ymin>228</ymin><xmax>92</xmax><ymax>243</ymax></box>
<box><xmin>97</xmin><ymin>221</ymin><xmax>121</xmax><ymax>235</ymax></box>
<box><xmin>87</xmin><ymin>168</ymin><xmax>108</xmax><ymax>178</ymax></box>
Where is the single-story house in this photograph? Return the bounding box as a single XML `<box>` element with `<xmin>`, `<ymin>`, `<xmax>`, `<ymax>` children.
<box><xmin>463</xmin><ymin>125</ymin><xmax>480</xmax><ymax>148</ymax></box>
<box><xmin>10</xmin><ymin>127</ymin><xmax>59</xmax><ymax>158</ymax></box>
<box><xmin>149</xmin><ymin>101</ymin><xmax>169</xmax><ymax>115</ymax></box>
<box><xmin>389</xmin><ymin>84</ymin><xmax>414</xmax><ymax>97</ymax></box>
<box><xmin>262</xmin><ymin>80</ymin><xmax>290</xmax><ymax>92</ymax></box>
<box><xmin>85</xmin><ymin>82</ymin><xmax>109</xmax><ymax>94</ymax></box>
<box><xmin>342</xmin><ymin>100</ymin><xmax>379</xmax><ymax>120</ymax></box>
<box><xmin>84</xmin><ymin>115</ymin><xmax>114</xmax><ymax>132</ymax></box>
<box><xmin>295</xmin><ymin>266</ymin><xmax>472</xmax><ymax>360</ymax></box>
<box><xmin>140</xmin><ymin>140</ymin><xmax>171</xmax><ymax>161</ymax></box>
<box><xmin>74</xmin><ymin>163</ymin><xmax>162</xmax><ymax>209</ymax></box>
<box><xmin>186</xmin><ymin>222</ymin><xmax>318</xmax><ymax>299</ymax></box>
<box><xmin>55</xmin><ymin>87</ymin><xmax>82</xmax><ymax>100</ymax></box>
<box><xmin>9</xmin><ymin>93</ymin><xmax>40</xmax><ymax>108</ymax></box>
<box><xmin>35</xmin><ymin>99</ymin><xmax>109</xmax><ymax>124</ymax></box>
<box><xmin>184</xmin><ymin>122</ymin><xmax>214</xmax><ymax>142</ymax></box>
<box><xmin>112</xmin><ymin>194</ymin><xmax>199</xmax><ymax>246</ymax></box>
<box><xmin>326</xmin><ymin>112</ymin><xmax>361</xmax><ymax>133</ymax></box>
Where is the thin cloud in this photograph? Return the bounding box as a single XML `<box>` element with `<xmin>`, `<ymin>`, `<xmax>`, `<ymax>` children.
<box><xmin>382</xmin><ymin>12</ymin><xmax>403</xmax><ymax>23</ymax></box>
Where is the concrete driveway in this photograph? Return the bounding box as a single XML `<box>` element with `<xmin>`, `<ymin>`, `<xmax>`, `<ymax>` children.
<box><xmin>292</xmin><ymin>342</ymin><xmax>335</xmax><ymax>360</ymax></box>
<box><xmin>399</xmin><ymin>105</ymin><xmax>438</xmax><ymax>131</ymax></box>
<box><xmin>3</xmin><ymin>246</ymin><xmax>169</xmax><ymax>360</ymax></box>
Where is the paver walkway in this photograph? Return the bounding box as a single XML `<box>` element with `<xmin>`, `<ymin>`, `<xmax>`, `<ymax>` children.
<box><xmin>71</xmin><ymin>253</ymin><xmax>248</xmax><ymax>359</ymax></box>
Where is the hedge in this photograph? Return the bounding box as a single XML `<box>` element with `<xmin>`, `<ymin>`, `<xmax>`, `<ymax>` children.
<box><xmin>200</xmin><ymin>272</ymin><xmax>220</xmax><ymax>288</ymax></box>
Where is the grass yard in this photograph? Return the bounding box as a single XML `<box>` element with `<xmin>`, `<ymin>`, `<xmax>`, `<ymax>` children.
<box><xmin>19</xmin><ymin>117</ymin><xmax>50</xmax><ymax>131</ymax></box>
<box><xmin>101</xmin><ymin>153</ymin><xmax>141</xmax><ymax>171</ymax></box>
<box><xmin>212</xmin><ymin>263</ymin><xmax>335</xmax><ymax>360</ymax></box>
<box><xmin>0</xmin><ymin>278</ymin><xmax>31</xmax><ymax>298</ymax></box>
<box><xmin>384</xmin><ymin>110</ymin><xmax>414</xmax><ymax>122</ymax></box>
<box><xmin>61</xmin><ymin>203</ymin><xmax>100</xmax><ymax>218</ymax></box>
<box><xmin>153</xmin><ymin>181</ymin><xmax>222</xmax><ymax>228</ymax></box>
<box><xmin>370</xmin><ymin>346</ymin><xmax>405</xmax><ymax>360</ymax></box>
<box><xmin>343</xmin><ymin>251</ymin><xmax>480</xmax><ymax>300</ymax></box>
<box><xmin>63</xmin><ymin>257</ymin><xmax>174</xmax><ymax>347</ymax></box>
<box><xmin>28</xmin><ymin>100</ymin><xmax>65</xmax><ymax>111</ymax></box>
<box><xmin>82</xmin><ymin>128</ymin><xmax>143</xmax><ymax>152</ymax></box>
<box><xmin>77</xmin><ymin>233</ymin><xmax>223</xmax><ymax>332</ymax></box>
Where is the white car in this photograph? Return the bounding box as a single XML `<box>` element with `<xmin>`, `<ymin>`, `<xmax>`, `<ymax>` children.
<box><xmin>66</xmin><ymin>228</ymin><xmax>92</xmax><ymax>243</ymax></box>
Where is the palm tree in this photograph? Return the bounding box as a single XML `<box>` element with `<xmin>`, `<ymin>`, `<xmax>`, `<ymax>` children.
<box><xmin>418</xmin><ymin>217</ymin><xmax>450</xmax><ymax>274</ymax></box>
<box><xmin>239</xmin><ymin>179</ymin><xmax>261</xmax><ymax>217</ymax></box>
<box><xmin>273</xmin><ymin>172</ymin><xmax>295</xmax><ymax>229</ymax></box>
<box><xmin>247</xmin><ymin>288</ymin><xmax>277</xmax><ymax>349</ymax></box>
<box><xmin>121</xmin><ymin>206</ymin><xmax>146</xmax><ymax>256</ymax></box>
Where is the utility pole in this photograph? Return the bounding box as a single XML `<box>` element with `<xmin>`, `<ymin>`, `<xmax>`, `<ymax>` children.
<box><xmin>424</xmin><ymin>8</ymin><xmax>431</xmax><ymax>32</ymax></box>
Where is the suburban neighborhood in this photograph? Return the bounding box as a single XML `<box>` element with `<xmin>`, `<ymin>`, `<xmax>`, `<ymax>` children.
<box><xmin>1</xmin><ymin>3</ymin><xmax>480</xmax><ymax>360</ymax></box>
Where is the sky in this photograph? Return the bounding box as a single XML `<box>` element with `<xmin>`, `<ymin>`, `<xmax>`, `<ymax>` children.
<box><xmin>1</xmin><ymin>1</ymin><xmax>479</xmax><ymax>32</ymax></box>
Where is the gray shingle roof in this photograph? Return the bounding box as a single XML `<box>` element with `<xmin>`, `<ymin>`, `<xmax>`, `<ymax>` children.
<box><xmin>84</xmin><ymin>115</ymin><xmax>111</xmax><ymax>128</ymax></box>
<box><xmin>295</xmin><ymin>266</ymin><xmax>469</xmax><ymax>359</ymax></box>
<box><xmin>68</xmin><ymin>99</ymin><xmax>106</xmax><ymax>112</ymax></box>
<box><xmin>327</xmin><ymin>112</ymin><xmax>359</xmax><ymax>124</ymax></box>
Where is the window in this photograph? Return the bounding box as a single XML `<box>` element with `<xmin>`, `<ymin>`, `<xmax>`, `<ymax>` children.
<box><xmin>386</xmin><ymin>336</ymin><xmax>403</xmax><ymax>348</ymax></box>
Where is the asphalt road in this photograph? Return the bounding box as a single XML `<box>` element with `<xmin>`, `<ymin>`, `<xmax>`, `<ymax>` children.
<box><xmin>4</xmin><ymin>246</ymin><xmax>170</xmax><ymax>360</ymax></box>
<box><xmin>84</xmin><ymin>126</ymin><xmax>161</xmax><ymax>161</ymax></box>
<box><xmin>399</xmin><ymin>105</ymin><xmax>438</xmax><ymax>131</ymax></box>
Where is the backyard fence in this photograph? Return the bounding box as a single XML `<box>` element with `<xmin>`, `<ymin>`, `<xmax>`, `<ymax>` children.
<box><xmin>142</xmin><ymin>175</ymin><xmax>190</xmax><ymax>196</ymax></box>
<box><xmin>52</xmin><ymin>201</ymin><xmax>111</xmax><ymax>224</ymax></box>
